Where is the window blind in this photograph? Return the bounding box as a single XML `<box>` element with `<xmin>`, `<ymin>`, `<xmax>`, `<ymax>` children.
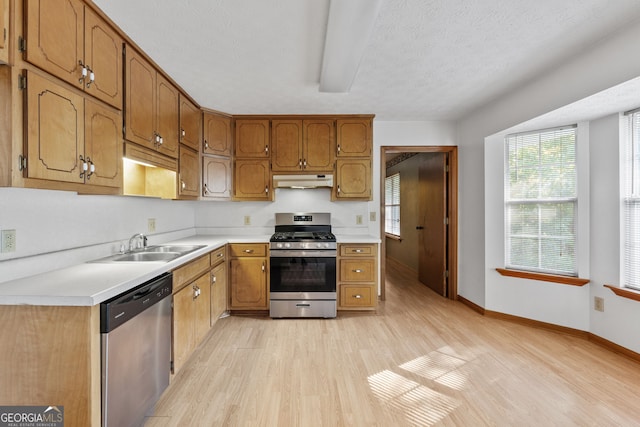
<box><xmin>504</xmin><ymin>126</ymin><xmax>577</xmax><ymax>276</ymax></box>
<box><xmin>385</xmin><ymin>173</ymin><xmax>400</xmax><ymax>236</ymax></box>
<box><xmin>622</xmin><ymin>111</ymin><xmax>640</xmax><ymax>290</ymax></box>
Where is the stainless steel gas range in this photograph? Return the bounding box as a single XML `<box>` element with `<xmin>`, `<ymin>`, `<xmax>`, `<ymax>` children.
<box><xmin>269</xmin><ymin>213</ymin><xmax>337</xmax><ymax>318</ymax></box>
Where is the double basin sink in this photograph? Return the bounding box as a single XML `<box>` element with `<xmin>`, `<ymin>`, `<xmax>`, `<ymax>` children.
<box><xmin>91</xmin><ymin>244</ymin><xmax>207</xmax><ymax>263</ymax></box>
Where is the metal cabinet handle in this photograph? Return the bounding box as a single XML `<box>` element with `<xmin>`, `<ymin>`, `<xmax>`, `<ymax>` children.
<box><xmin>86</xmin><ymin>66</ymin><xmax>95</xmax><ymax>88</ymax></box>
<box><xmin>303</xmin><ymin>159</ymin><xmax>307</xmax><ymax>168</ymax></box>
<box><xmin>181</xmin><ymin>180</ymin><xmax>186</xmax><ymax>191</ymax></box>
<box><xmin>298</xmin><ymin>159</ymin><xmax>302</xmax><ymax>167</ymax></box>
<box><xmin>79</xmin><ymin>155</ymin><xmax>88</xmax><ymax>178</ymax></box>
<box><xmin>353</xmin><ymin>249</ymin><xmax>363</xmax><ymax>253</ymax></box>
<box><xmin>262</xmin><ymin>262</ymin><xmax>265</xmax><ymax>272</ymax></box>
<box><xmin>204</xmin><ymin>140</ymin><xmax>209</xmax><ymax>150</ymax></box>
<box><xmin>353</xmin><ymin>294</ymin><xmax>362</xmax><ymax>299</ymax></box>
<box><xmin>337</xmin><ymin>144</ymin><xmax>341</xmax><ymax>154</ymax></box>
<box><xmin>352</xmin><ymin>269</ymin><xmax>363</xmax><ymax>273</ymax></box>
<box><xmin>211</xmin><ymin>274</ymin><xmax>216</xmax><ymax>284</ymax></box>
<box><xmin>243</xmin><ymin>249</ymin><xmax>254</xmax><ymax>253</ymax></box>
<box><xmin>86</xmin><ymin>157</ymin><xmax>95</xmax><ymax>179</ymax></box>
<box><xmin>265</xmin><ymin>145</ymin><xmax>269</xmax><ymax>154</ymax></box>
<box><xmin>181</xmin><ymin>129</ymin><xmax>186</xmax><ymax>138</ymax></box>
<box><xmin>216</xmin><ymin>252</ymin><xmax>223</xmax><ymax>258</ymax></box>
<box><xmin>337</xmin><ymin>185</ymin><xmax>341</xmax><ymax>194</ymax></box>
<box><xmin>265</xmin><ymin>186</ymin><xmax>269</xmax><ymax>194</ymax></box>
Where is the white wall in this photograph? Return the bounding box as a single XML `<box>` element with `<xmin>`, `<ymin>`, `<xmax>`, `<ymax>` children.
<box><xmin>458</xmin><ymin>19</ymin><xmax>640</xmax><ymax>352</ymax></box>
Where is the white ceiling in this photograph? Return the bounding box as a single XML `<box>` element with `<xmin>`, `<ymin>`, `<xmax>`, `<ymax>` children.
<box><xmin>93</xmin><ymin>0</ymin><xmax>640</xmax><ymax>121</ymax></box>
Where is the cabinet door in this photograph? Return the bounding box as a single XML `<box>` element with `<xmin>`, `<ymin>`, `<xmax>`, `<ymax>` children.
<box><xmin>84</xmin><ymin>99</ymin><xmax>122</xmax><ymax>188</ymax></box>
<box><xmin>334</xmin><ymin>158</ymin><xmax>372</xmax><ymax>200</ymax></box>
<box><xmin>0</xmin><ymin>0</ymin><xmax>8</xmax><ymax>64</ymax></box>
<box><xmin>336</xmin><ymin>119</ymin><xmax>372</xmax><ymax>157</ymax></box>
<box><xmin>234</xmin><ymin>159</ymin><xmax>271</xmax><ymax>200</ymax></box>
<box><xmin>203</xmin><ymin>156</ymin><xmax>231</xmax><ymax>199</ymax></box>
<box><xmin>24</xmin><ymin>0</ymin><xmax>84</xmax><ymax>89</ymax></box>
<box><xmin>172</xmin><ymin>284</ymin><xmax>196</xmax><ymax>374</ymax></box>
<box><xmin>304</xmin><ymin>119</ymin><xmax>335</xmax><ymax>172</ymax></box>
<box><xmin>25</xmin><ymin>71</ymin><xmax>85</xmax><ymax>183</ymax></box>
<box><xmin>84</xmin><ymin>7</ymin><xmax>123</xmax><ymax>109</ymax></box>
<box><xmin>124</xmin><ymin>47</ymin><xmax>156</xmax><ymax>149</ymax></box>
<box><xmin>235</xmin><ymin>119</ymin><xmax>270</xmax><ymax>158</ymax></box>
<box><xmin>229</xmin><ymin>258</ymin><xmax>267</xmax><ymax>309</ymax></box>
<box><xmin>203</xmin><ymin>113</ymin><xmax>232</xmax><ymax>156</ymax></box>
<box><xmin>210</xmin><ymin>262</ymin><xmax>227</xmax><ymax>325</ymax></box>
<box><xmin>193</xmin><ymin>274</ymin><xmax>211</xmax><ymax>343</ymax></box>
<box><xmin>178</xmin><ymin>145</ymin><xmax>199</xmax><ymax>198</ymax></box>
<box><xmin>179</xmin><ymin>95</ymin><xmax>201</xmax><ymax>151</ymax></box>
<box><xmin>271</xmin><ymin>120</ymin><xmax>302</xmax><ymax>172</ymax></box>
<box><xmin>156</xmin><ymin>74</ymin><xmax>179</xmax><ymax>158</ymax></box>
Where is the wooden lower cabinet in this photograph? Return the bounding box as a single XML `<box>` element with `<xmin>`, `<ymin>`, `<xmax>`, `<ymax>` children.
<box><xmin>229</xmin><ymin>243</ymin><xmax>268</xmax><ymax>311</ymax></box>
<box><xmin>337</xmin><ymin>243</ymin><xmax>378</xmax><ymax>311</ymax></box>
<box><xmin>210</xmin><ymin>245</ymin><xmax>228</xmax><ymax>325</ymax></box>
<box><xmin>172</xmin><ymin>254</ymin><xmax>211</xmax><ymax>375</ymax></box>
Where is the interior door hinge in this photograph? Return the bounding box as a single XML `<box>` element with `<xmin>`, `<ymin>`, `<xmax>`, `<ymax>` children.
<box><xmin>444</xmin><ymin>270</ymin><xmax>449</xmax><ymax>279</ymax></box>
<box><xmin>18</xmin><ymin>36</ymin><xmax>26</xmax><ymax>52</ymax></box>
<box><xmin>444</xmin><ymin>217</ymin><xmax>449</xmax><ymax>225</ymax></box>
<box><xmin>445</xmin><ymin>165</ymin><xmax>449</xmax><ymax>173</ymax></box>
<box><xmin>18</xmin><ymin>74</ymin><xmax>26</xmax><ymax>90</ymax></box>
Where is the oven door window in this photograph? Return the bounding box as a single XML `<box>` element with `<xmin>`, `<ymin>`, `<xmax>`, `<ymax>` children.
<box><xmin>270</xmin><ymin>257</ymin><xmax>336</xmax><ymax>293</ymax></box>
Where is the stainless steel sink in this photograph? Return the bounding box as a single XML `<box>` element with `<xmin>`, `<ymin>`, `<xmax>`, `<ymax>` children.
<box><xmin>90</xmin><ymin>244</ymin><xmax>207</xmax><ymax>263</ymax></box>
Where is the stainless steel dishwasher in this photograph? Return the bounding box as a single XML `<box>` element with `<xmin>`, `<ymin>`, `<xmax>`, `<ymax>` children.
<box><xmin>100</xmin><ymin>272</ymin><xmax>173</xmax><ymax>427</ymax></box>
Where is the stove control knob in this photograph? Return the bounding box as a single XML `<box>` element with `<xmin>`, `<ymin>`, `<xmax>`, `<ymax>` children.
<box><xmin>284</xmin><ymin>243</ymin><xmax>291</xmax><ymax>248</ymax></box>
<box><xmin>276</xmin><ymin>243</ymin><xmax>283</xmax><ymax>249</ymax></box>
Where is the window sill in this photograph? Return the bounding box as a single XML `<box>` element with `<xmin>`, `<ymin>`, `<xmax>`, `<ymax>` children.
<box><xmin>495</xmin><ymin>268</ymin><xmax>590</xmax><ymax>286</ymax></box>
<box><xmin>385</xmin><ymin>233</ymin><xmax>402</xmax><ymax>241</ymax></box>
<box><xmin>604</xmin><ymin>284</ymin><xmax>640</xmax><ymax>302</ymax></box>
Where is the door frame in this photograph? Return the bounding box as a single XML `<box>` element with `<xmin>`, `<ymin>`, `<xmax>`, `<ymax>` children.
<box><xmin>379</xmin><ymin>145</ymin><xmax>458</xmax><ymax>301</ymax></box>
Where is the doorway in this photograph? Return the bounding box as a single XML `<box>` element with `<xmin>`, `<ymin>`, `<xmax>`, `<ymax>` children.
<box><xmin>379</xmin><ymin>146</ymin><xmax>458</xmax><ymax>301</ymax></box>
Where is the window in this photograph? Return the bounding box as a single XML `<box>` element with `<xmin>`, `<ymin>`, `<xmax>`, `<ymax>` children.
<box><xmin>504</xmin><ymin>126</ymin><xmax>577</xmax><ymax>276</ymax></box>
<box><xmin>622</xmin><ymin>110</ymin><xmax>640</xmax><ymax>290</ymax></box>
<box><xmin>385</xmin><ymin>173</ymin><xmax>400</xmax><ymax>237</ymax></box>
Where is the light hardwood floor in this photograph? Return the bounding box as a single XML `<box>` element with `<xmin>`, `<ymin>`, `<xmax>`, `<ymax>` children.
<box><xmin>145</xmin><ymin>261</ymin><xmax>640</xmax><ymax>426</ymax></box>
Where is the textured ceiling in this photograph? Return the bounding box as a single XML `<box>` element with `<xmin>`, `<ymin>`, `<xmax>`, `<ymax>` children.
<box><xmin>93</xmin><ymin>0</ymin><xmax>640</xmax><ymax>121</ymax></box>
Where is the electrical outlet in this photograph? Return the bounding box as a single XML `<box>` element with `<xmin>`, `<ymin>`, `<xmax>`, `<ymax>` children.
<box><xmin>148</xmin><ymin>218</ymin><xmax>156</xmax><ymax>233</ymax></box>
<box><xmin>370</xmin><ymin>212</ymin><xmax>376</xmax><ymax>222</ymax></box>
<box><xmin>356</xmin><ymin>215</ymin><xmax>363</xmax><ymax>225</ymax></box>
<box><xmin>244</xmin><ymin>216</ymin><xmax>251</xmax><ymax>225</ymax></box>
<box><xmin>594</xmin><ymin>296</ymin><xmax>604</xmax><ymax>312</ymax></box>
<box><xmin>1</xmin><ymin>229</ymin><xmax>16</xmax><ymax>253</ymax></box>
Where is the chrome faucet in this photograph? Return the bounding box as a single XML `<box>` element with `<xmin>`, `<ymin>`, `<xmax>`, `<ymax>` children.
<box><xmin>128</xmin><ymin>233</ymin><xmax>148</xmax><ymax>252</ymax></box>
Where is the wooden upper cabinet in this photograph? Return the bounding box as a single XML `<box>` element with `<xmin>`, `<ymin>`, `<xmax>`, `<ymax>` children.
<box><xmin>203</xmin><ymin>113</ymin><xmax>232</xmax><ymax>156</ymax></box>
<box><xmin>0</xmin><ymin>0</ymin><xmax>8</xmax><ymax>64</ymax></box>
<box><xmin>271</xmin><ymin>119</ymin><xmax>334</xmax><ymax>172</ymax></box>
<box><xmin>303</xmin><ymin>119</ymin><xmax>335</xmax><ymax>172</ymax></box>
<box><xmin>336</xmin><ymin>119</ymin><xmax>372</xmax><ymax>157</ymax></box>
<box><xmin>125</xmin><ymin>46</ymin><xmax>179</xmax><ymax>158</ymax></box>
<box><xmin>235</xmin><ymin>119</ymin><xmax>270</xmax><ymax>158</ymax></box>
<box><xmin>179</xmin><ymin>95</ymin><xmax>201</xmax><ymax>151</ymax></box>
<box><xmin>178</xmin><ymin>146</ymin><xmax>199</xmax><ymax>198</ymax></box>
<box><xmin>24</xmin><ymin>0</ymin><xmax>123</xmax><ymax>109</ymax></box>
<box><xmin>25</xmin><ymin>71</ymin><xmax>122</xmax><ymax>188</ymax></box>
<box><xmin>83</xmin><ymin>7</ymin><xmax>123</xmax><ymax>108</ymax></box>
<box><xmin>234</xmin><ymin>159</ymin><xmax>271</xmax><ymax>201</ymax></box>
<box><xmin>271</xmin><ymin>120</ymin><xmax>302</xmax><ymax>172</ymax></box>
<box><xmin>334</xmin><ymin>158</ymin><xmax>372</xmax><ymax>200</ymax></box>
<box><xmin>203</xmin><ymin>156</ymin><xmax>231</xmax><ymax>199</ymax></box>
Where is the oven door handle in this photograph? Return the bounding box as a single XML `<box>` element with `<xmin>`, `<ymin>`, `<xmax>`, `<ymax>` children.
<box><xmin>270</xmin><ymin>250</ymin><xmax>337</xmax><ymax>258</ymax></box>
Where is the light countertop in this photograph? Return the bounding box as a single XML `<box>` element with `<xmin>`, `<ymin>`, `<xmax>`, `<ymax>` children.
<box><xmin>0</xmin><ymin>234</ymin><xmax>378</xmax><ymax>307</ymax></box>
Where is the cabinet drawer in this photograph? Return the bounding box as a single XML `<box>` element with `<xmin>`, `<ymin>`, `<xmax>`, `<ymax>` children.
<box><xmin>339</xmin><ymin>259</ymin><xmax>375</xmax><ymax>282</ymax></box>
<box><xmin>229</xmin><ymin>243</ymin><xmax>267</xmax><ymax>257</ymax></box>
<box><xmin>173</xmin><ymin>255</ymin><xmax>210</xmax><ymax>291</ymax></box>
<box><xmin>340</xmin><ymin>285</ymin><xmax>375</xmax><ymax>307</ymax></box>
<box><xmin>210</xmin><ymin>246</ymin><xmax>226</xmax><ymax>266</ymax></box>
<box><xmin>340</xmin><ymin>244</ymin><xmax>375</xmax><ymax>257</ymax></box>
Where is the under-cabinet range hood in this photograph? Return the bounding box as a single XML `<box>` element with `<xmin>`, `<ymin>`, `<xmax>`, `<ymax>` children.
<box><xmin>273</xmin><ymin>174</ymin><xmax>334</xmax><ymax>189</ymax></box>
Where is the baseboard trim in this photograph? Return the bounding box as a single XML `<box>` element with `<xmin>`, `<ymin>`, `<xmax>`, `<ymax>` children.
<box><xmin>456</xmin><ymin>296</ymin><xmax>640</xmax><ymax>363</ymax></box>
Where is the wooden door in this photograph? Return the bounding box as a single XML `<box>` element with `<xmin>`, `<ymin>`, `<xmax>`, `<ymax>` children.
<box><xmin>235</xmin><ymin>119</ymin><xmax>270</xmax><ymax>158</ymax></box>
<box><xmin>229</xmin><ymin>257</ymin><xmax>267</xmax><ymax>309</ymax></box>
<box><xmin>203</xmin><ymin>156</ymin><xmax>231</xmax><ymax>199</ymax></box>
<box><xmin>210</xmin><ymin>262</ymin><xmax>227</xmax><ymax>324</ymax></box>
<box><xmin>193</xmin><ymin>274</ymin><xmax>211</xmax><ymax>343</ymax></box>
<box><xmin>179</xmin><ymin>95</ymin><xmax>201</xmax><ymax>151</ymax></box>
<box><xmin>336</xmin><ymin>119</ymin><xmax>371</xmax><ymax>157</ymax></box>
<box><xmin>84</xmin><ymin>7</ymin><xmax>123</xmax><ymax>108</ymax></box>
<box><xmin>334</xmin><ymin>158</ymin><xmax>371</xmax><ymax>200</ymax></box>
<box><xmin>234</xmin><ymin>159</ymin><xmax>271</xmax><ymax>200</ymax></box>
<box><xmin>418</xmin><ymin>153</ymin><xmax>448</xmax><ymax>296</ymax></box>
<box><xmin>124</xmin><ymin>47</ymin><xmax>156</xmax><ymax>149</ymax></box>
<box><xmin>178</xmin><ymin>146</ymin><xmax>199</xmax><ymax>198</ymax></box>
<box><xmin>304</xmin><ymin>119</ymin><xmax>334</xmax><ymax>172</ymax></box>
<box><xmin>271</xmin><ymin>120</ymin><xmax>302</xmax><ymax>171</ymax></box>
<box><xmin>0</xmin><ymin>0</ymin><xmax>8</xmax><ymax>64</ymax></box>
<box><xmin>24</xmin><ymin>0</ymin><xmax>84</xmax><ymax>89</ymax></box>
<box><xmin>172</xmin><ymin>284</ymin><xmax>196</xmax><ymax>374</ymax></box>
<box><xmin>84</xmin><ymin>99</ymin><xmax>122</xmax><ymax>188</ymax></box>
<box><xmin>25</xmin><ymin>71</ymin><xmax>85</xmax><ymax>183</ymax></box>
<box><xmin>203</xmin><ymin>113</ymin><xmax>232</xmax><ymax>156</ymax></box>
<box><xmin>156</xmin><ymin>74</ymin><xmax>179</xmax><ymax>158</ymax></box>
